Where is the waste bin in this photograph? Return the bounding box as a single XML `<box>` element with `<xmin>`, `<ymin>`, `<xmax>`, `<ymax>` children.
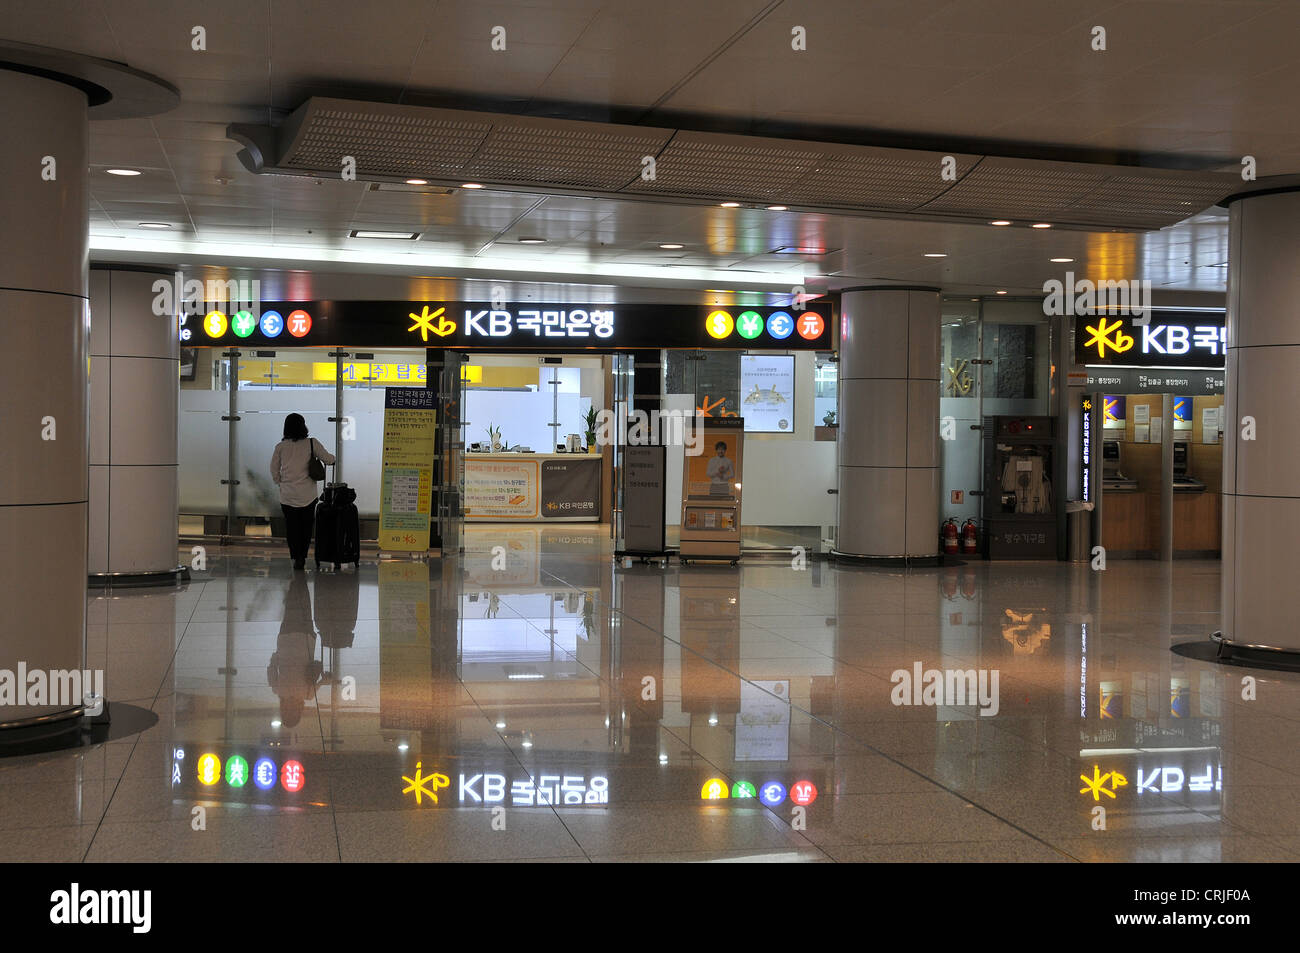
<box><xmin>1066</xmin><ymin>500</ymin><xmax>1094</xmax><ymax>562</ymax></box>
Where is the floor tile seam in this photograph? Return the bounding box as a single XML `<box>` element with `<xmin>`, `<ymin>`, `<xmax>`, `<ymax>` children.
<box><xmin>83</xmin><ymin>583</ymin><xmax>211</xmax><ymax>863</ymax></box>
<box><xmin>457</xmin><ymin>676</ymin><xmax>595</xmax><ymax>862</ymax></box>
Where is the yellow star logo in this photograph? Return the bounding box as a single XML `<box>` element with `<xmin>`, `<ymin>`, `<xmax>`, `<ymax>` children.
<box><xmin>408</xmin><ymin>305</ymin><xmax>456</xmax><ymax>341</ymax></box>
<box><xmin>1083</xmin><ymin>317</ymin><xmax>1134</xmax><ymax>358</ymax></box>
<box><xmin>401</xmin><ymin>761</ymin><xmax>450</xmax><ymax>805</ymax></box>
<box><xmin>1079</xmin><ymin>765</ymin><xmax>1128</xmax><ymax>800</ymax></box>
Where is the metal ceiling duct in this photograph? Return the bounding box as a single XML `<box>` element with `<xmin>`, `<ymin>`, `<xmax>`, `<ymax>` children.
<box><xmin>229</xmin><ymin>97</ymin><xmax>1238</xmax><ymax>231</ymax></box>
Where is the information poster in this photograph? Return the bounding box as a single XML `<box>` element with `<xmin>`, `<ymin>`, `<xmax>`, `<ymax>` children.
<box><xmin>378</xmin><ymin>387</ymin><xmax>437</xmax><ymax>552</ymax></box>
<box><xmin>623</xmin><ymin>445</ymin><xmax>666</xmax><ymax>553</ymax></box>
<box><xmin>735</xmin><ymin>680</ymin><xmax>791</xmax><ymax>761</ymax></box>
<box><xmin>464</xmin><ymin>459</ymin><xmax>540</xmax><ymax>518</ymax></box>
<box><xmin>739</xmin><ymin>354</ymin><xmax>795</xmax><ymax>432</ymax></box>
<box><xmin>1202</xmin><ymin>406</ymin><xmax>1220</xmax><ymax>445</ymax></box>
<box><xmin>687</xmin><ymin>432</ymin><xmax>739</xmax><ymax>498</ymax></box>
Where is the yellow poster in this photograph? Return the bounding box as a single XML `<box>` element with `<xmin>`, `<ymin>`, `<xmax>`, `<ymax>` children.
<box><xmin>378</xmin><ymin>387</ymin><xmax>437</xmax><ymax>551</ymax></box>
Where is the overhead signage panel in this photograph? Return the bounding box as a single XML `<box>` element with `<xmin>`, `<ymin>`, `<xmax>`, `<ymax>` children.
<box><xmin>182</xmin><ymin>301</ymin><xmax>833</xmax><ymax>351</ymax></box>
<box><xmin>1074</xmin><ymin>311</ymin><xmax>1226</xmax><ymax>369</ymax></box>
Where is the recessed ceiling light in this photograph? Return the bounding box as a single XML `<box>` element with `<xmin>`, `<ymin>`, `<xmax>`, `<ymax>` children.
<box><xmin>659</xmin><ymin>243</ymin><xmax>684</xmax><ymax>249</ymax></box>
<box><xmin>1032</xmin><ymin>223</ymin><xmax>1052</xmax><ymax>229</ymax></box>
<box><xmin>138</xmin><ymin>222</ymin><xmax>171</xmax><ymax>229</ymax></box>
<box><xmin>924</xmin><ymin>253</ymin><xmax>947</xmax><ymax>258</ymax></box>
<box><xmin>720</xmin><ymin>201</ymin><xmax>741</xmax><ymax>208</ymax></box>
<box><xmin>461</xmin><ymin>182</ymin><xmax>484</xmax><ymax>189</ymax></box>
<box><xmin>766</xmin><ymin>205</ymin><xmax>788</xmax><ymax>211</ymax></box>
<box><xmin>405</xmin><ymin>178</ymin><xmax>428</xmax><ymax>185</ymax></box>
<box><xmin>106</xmin><ymin>168</ymin><xmax>141</xmax><ymax>176</ymax></box>
<box><xmin>349</xmin><ymin>229</ymin><xmax>420</xmax><ymax>239</ymax></box>
<box><xmin>518</xmin><ymin>237</ymin><xmax>547</xmax><ymax>244</ymax></box>
<box><xmin>989</xmin><ymin>219</ymin><xmax>1011</xmax><ymax>226</ymax></box>
<box><xmin>996</xmin><ymin>290</ymin><xmax>1008</xmax><ymax>294</ymax></box>
<box><xmin>1050</xmin><ymin>257</ymin><xmax>1074</xmax><ymax>263</ymax></box>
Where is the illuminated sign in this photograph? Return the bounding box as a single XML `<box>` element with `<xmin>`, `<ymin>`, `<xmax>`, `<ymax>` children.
<box><xmin>1079</xmin><ymin>765</ymin><xmax>1128</xmax><ymax>800</ymax></box>
<box><xmin>197</xmin><ymin>753</ymin><xmax>221</xmax><ymax>785</ymax></box>
<box><xmin>731</xmin><ymin>781</ymin><xmax>756</xmax><ymax>799</ymax></box>
<box><xmin>178</xmin><ymin>748</ymin><xmax>306</xmax><ymax>798</ymax></box>
<box><xmin>789</xmin><ymin>780</ymin><xmax>818</xmax><ymax>806</ymax></box>
<box><xmin>702</xmin><ymin>778</ymin><xmax>729</xmax><ymax>799</ymax></box>
<box><xmin>1075</xmin><ymin>312</ymin><xmax>1226</xmax><ymax>369</ymax></box>
<box><xmin>225</xmin><ymin>755</ymin><xmax>249</xmax><ymax>788</ymax></box>
<box><xmin>1081</xmin><ymin>395</ymin><xmax>1091</xmax><ymax>503</ymax></box>
<box><xmin>1136</xmin><ymin>764</ymin><xmax>1221</xmax><ymax>795</ymax></box>
<box><xmin>402</xmin><ymin>767</ymin><xmax>611</xmax><ymax>807</ymax></box>
<box><xmin>758</xmin><ymin>781</ymin><xmax>787</xmax><ymax>806</ymax></box>
<box><xmin>183</xmin><ymin>300</ymin><xmax>832</xmax><ymax>351</ymax></box>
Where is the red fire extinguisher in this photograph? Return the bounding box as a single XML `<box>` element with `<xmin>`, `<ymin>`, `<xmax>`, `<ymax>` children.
<box><xmin>942</xmin><ymin>518</ymin><xmax>960</xmax><ymax>555</ymax></box>
<box><xmin>961</xmin><ymin>519</ymin><xmax>978</xmax><ymax>555</ymax></box>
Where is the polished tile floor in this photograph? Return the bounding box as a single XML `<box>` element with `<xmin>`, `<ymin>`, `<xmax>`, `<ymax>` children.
<box><xmin>3</xmin><ymin>525</ymin><xmax>1297</xmax><ymax>863</ymax></box>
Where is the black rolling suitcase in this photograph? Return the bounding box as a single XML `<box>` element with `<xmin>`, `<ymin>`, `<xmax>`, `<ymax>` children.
<box><xmin>314</xmin><ymin>470</ymin><xmax>360</xmax><ymax>570</ymax></box>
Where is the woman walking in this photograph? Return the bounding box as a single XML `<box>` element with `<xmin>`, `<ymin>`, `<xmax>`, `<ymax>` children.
<box><xmin>270</xmin><ymin>413</ymin><xmax>335</xmax><ymax>570</ymax></box>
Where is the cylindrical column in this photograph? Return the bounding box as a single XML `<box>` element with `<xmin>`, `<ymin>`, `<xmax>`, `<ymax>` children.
<box><xmin>1220</xmin><ymin>188</ymin><xmax>1300</xmax><ymax>655</ymax></box>
<box><xmin>835</xmin><ymin>287</ymin><xmax>941</xmax><ymax>561</ymax></box>
<box><xmin>0</xmin><ymin>70</ymin><xmax>90</xmax><ymax>728</ymax></box>
<box><xmin>88</xmin><ymin>268</ymin><xmax>180</xmax><ymax>583</ymax></box>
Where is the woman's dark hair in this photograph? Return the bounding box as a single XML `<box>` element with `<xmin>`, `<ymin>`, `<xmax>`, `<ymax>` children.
<box><xmin>715</xmin><ymin>441</ymin><xmax>727</xmax><ymax>452</ymax></box>
<box><xmin>283</xmin><ymin>413</ymin><xmax>309</xmax><ymax>441</ymax></box>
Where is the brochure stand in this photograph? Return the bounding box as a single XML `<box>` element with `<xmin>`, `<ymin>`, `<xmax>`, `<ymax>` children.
<box><xmin>679</xmin><ymin>417</ymin><xmax>744</xmax><ymax>566</ymax></box>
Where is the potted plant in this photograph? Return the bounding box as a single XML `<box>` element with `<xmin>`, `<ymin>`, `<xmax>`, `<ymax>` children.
<box><xmin>583</xmin><ymin>407</ymin><xmax>599</xmax><ymax>452</ymax></box>
<box><xmin>822</xmin><ymin>410</ymin><xmax>837</xmax><ymax>426</ymax></box>
<box><xmin>486</xmin><ymin>424</ymin><xmax>502</xmax><ymax>451</ymax></box>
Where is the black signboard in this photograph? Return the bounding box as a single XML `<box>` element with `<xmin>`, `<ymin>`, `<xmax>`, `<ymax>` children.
<box><xmin>179</xmin><ymin>300</ymin><xmax>833</xmax><ymax>351</ymax></box>
<box><xmin>1083</xmin><ymin>366</ymin><xmax>1225</xmax><ymax>395</ymax></box>
<box><xmin>1074</xmin><ymin>311</ymin><xmax>1225</xmax><ymax>369</ymax></box>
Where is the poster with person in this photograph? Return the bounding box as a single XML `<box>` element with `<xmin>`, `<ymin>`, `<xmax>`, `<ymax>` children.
<box><xmin>688</xmin><ymin>434</ymin><xmax>738</xmax><ymax>498</ymax></box>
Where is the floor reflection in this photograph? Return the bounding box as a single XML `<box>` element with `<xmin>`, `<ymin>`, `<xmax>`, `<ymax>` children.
<box><xmin>0</xmin><ymin>525</ymin><xmax>1296</xmax><ymax>862</ymax></box>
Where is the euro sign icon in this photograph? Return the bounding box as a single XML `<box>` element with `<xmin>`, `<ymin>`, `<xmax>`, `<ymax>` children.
<box><xmin>1083</xmin><ymin>317</ymin><xmax>1134</xmax><ymax>358</ymax></box>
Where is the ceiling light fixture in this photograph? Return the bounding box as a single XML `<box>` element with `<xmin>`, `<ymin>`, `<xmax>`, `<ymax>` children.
<box><xmin>461</xmin><ymin>182</ymin><xmax>484</xmax><ymax>189</ymax></box>
<box><xmin>766</xmin><ymin>205</ymin><xmax>788</xmax><ymax>211</ymax></box>
<box><xmin>989</xmin><ymin>219</ymin><xmax>1011</xmax><ymax>226</ymax></box>
<box><xmin>1031</xmin><ymin>223</ymin><xmax>1052</xmax><ymax>229</ymax></box>
<box><xmin>659</xmin><ymin>243</ymin><xmax>684</xmax><ymax>249</ymax></box>
<box><xmin>349</xmin><ymin>229</ymin><xmax>420</xmax><ymax>240</ymax></box>
<box><xmin>405</xmin><ymin>178</ymin><xmax>429</xmax><ymax>185</ymax></box>
<box><xmin>996</xmin><ymin>290</ymin><xmax>1008</xmax><ymax>295</ymax></box>
<box><xmin>924</xmin><ymin>253</ymin><xmax>947</xmax><ymax>258</ymax></box>
<box><xmin>1050</xmin><ymin>257</ymin><xmax>1075</xmax><ymax>263</ymax></box>
<box><xmin>106</xmin><ymin>168</ymin><xmax>141</xmax><ymax>176</ymax></box>
<box><xmin>518</xmin><ymin>237</ymin><xmax>547</xmax><ymax>244</ymax></box>
<box><xmin>137</xmin><ymin>222</ymin><xmax>171</xmax><ymax>229</ymax></box>
<box><xmin>720</xmin><ymin>201</ymin><xmax>741</xmax><ymax>208</ymax></box>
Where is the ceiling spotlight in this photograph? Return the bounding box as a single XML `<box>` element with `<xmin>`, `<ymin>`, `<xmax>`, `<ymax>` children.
<box><xmin>461</xmin><ymin>182</ymin><xmax>485</xmax><ymax>189</ymax></box>
<box><xmin>766</xmin><ymin>205</ymin><xmax>788</xmax><ymax>211</ymax></box>
<box><xmin>1050</xmin><ymin>257</ymin><xmax>1075</xmax><ymax>263</ymax></box>
<box><xmin>138</xmin><ymin>222</ymin><xmax>171</xmax><ymax>229</ymax></box>
<box><xmin>397</xmin><ymin>742</ymin><xmax>409</xmax><ymax>752</ymax></box>
<box><xmin>106</xmin><ymin>168</ymin><xmax>141</xmax><ymax>176</ymax></box>
<box><xmin>518</xmin><ymin>237</ymin><xmax>547</xmax><ymax>244</ymax></box>
<box><xmin>495</xmin><ymin>721</ymin><xmax>506</xmax><ymax>730</ymax></box>
<box><xmin>924</xmin><ymin>253</ymin><xmax>947</xmax><ymax>258</ymax></box>
<box><xmin>659</xmin><ymin>243</ymin><xmax>684</xmax><ymax>249</ymax></box>
<box><xmin>720</xmin><ymin>201</ymin><xmax>741</xmax><ymax>208</ymax></box>
<box><xmin>708</xmin><ymin>715</ymin><xmax>718</xmax><ymax>726</ymax></box>
<box><xmin>996</xmin><ymin>290</ymin><xmax>1008</xmax><ymax>295</ymax></box>
<box><xmin>1031</xmin><ymin>223</ymin><xmax>1052</xmax><ymax>229</ymax></box>
<box><xmin>405</xmin><ymin>178</ymin><xmax>429</xmax><ymax>185</ymax></box>
<box><xmin>521</xmin><ymin>739</ymin><xmax>534</xmax><ymax>749</ymax></box>
<box><xmin>989</xmin><ymin>219</ymin><xmax>1011</xmax><ymax>226</ymax></box>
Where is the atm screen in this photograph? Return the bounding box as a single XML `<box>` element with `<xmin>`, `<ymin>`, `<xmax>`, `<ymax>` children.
<box><xmin>1103</xmin><ymin>441</ymin><xmax>1119</xmax><ymax>461</ymax></box>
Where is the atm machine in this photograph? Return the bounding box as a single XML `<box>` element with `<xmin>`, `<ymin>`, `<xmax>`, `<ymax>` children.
<box><xmin>1102</xmin><ymin>440</ymin><xmax>1138</xmax><ymax>491</ymax></box>
<box><xmin>982</xmin><ymin>416</ymin><xmax>1057</xmax><ymax>558</ymax></box>
<box><xmin>1172</xmin><ymin>441</ymin><xmax>1205</xmax><ymax>492</ymax></box>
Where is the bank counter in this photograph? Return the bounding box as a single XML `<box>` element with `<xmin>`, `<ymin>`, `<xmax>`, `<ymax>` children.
<box><xmin>1100</xmin><ymin>394</ymin><xmax>1223</xmax><ymax>557</ymax></box>
<box><xmin>463</xmin><ymin>452</ymin><xmax>601</xmax><ymax>522</ymax></box>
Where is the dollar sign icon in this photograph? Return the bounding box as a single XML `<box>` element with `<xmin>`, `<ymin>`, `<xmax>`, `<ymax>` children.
<box><xmin>706</xmin><ymin>310</ymin><xmax>734</xmax><ymax>340</ymax></box>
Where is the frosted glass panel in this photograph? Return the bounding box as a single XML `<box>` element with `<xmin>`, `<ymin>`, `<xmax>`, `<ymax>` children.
<box><xmin>341</xmin><ymin>386</ymin><xmax>387</xmax><ymax>520</ymax></box>
<box><xmin>236</xmin><ymin>392</ymin><xmax>335</xmax><ymax>520</ymax></box>
<box><xmin>179</xmin><ymin>391</ymin><xmax>229</xmax><ymax>514</ymax></box>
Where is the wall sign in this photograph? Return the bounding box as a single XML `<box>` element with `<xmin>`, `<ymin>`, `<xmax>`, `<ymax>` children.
<box><xmin>1075</xmin><ymin>311</ymin><xmax>1225</xmax><ymax>369</ymax></box>
<box><xmin>182</xmin><ymin>301</ymin><xmax>833</xmax><ymax>351</ymax></box>
<box><xmin>1083</xmin><ymin>367</ymin><xmax>1224</xmax><ymax>396</ymax></box>
<box><xmin>378</xmin><ymin>388</ymin><xmax>437</xmax><ymax>552</ymax></box>
<box><xmin>1081</xmin><ymin>394</ymin><xmax>1092</xmax><ymax>504</ymax></box>
<box><xmin>739</xmin><ymin>355</ymin><xmax>796</xmax><ymax>433</ymax></box>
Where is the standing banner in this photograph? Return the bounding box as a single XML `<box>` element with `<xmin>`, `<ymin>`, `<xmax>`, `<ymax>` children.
<box><xmin>622</xmin><ymin>445</ymin><xmax>666</xmax><ymax>554</ymax></box>
<box><xmin>378</xmin><ymin>387</ymin><xmax>437</xmax><ymax>552</ymax></box>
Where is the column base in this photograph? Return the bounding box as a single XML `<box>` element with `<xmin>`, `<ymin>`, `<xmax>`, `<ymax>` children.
<box><xmin>1210</xmin><ymin>631</ymin><xmax>1300</xmax><ymax>672</ymax></box>
<box><xmin>88</xmin><ymin>565</ymin><xmax>191</xmax><ymax>589</ymax></box>
<box><xmin>830</xmin><ymin>550</ymin><xmax>943</xmax><ymax>567</ymax></box>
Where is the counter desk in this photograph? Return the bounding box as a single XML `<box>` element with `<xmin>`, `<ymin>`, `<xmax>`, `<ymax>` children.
<box><xmin>463</xmin><ymin>451</ymin><xmax>601</xmax><ymax>522</ymax></box>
